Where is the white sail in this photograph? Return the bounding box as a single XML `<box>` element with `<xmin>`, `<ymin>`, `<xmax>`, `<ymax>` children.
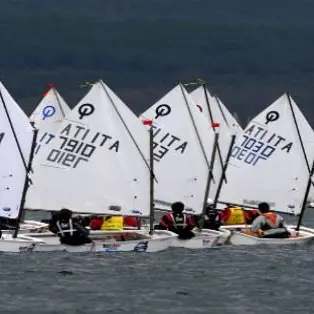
<box><xmin>216</xmin><ymin>96</ymin><xmax>243</xmax><ymax>133</ymax></box>
<box><xmin>140</xmin><ymin>84</ymin><xmax>219</xmax><ymax>214</ymax></box>
<box><xmin>30</xmin><ymin>87</ymin><xmax>69</xmax><ymax>128</ymax></box>
<box><xmin>25</xmin><ymin>80</ymin><xmax>150</xmax><ymax>216</ymax></box>
<box><xmin>191</xmin><ymin>86</ymin><xmax>242</xmax><ymax>134</ymax></box>
<box><xmin>191</xmin><ymin>86</ymin><xmax>229</xmax><ymax>132</ymax></box>
<box><xmin>0</xmin><ymin>82</ymin><xmax>34</xmax><ymax>218</ymax></box>
<box><xmin>190</xmin><ymin>86</ymin><xmax>235</xmax><ymax>161</ymax></box>
<box><xmin>29</xmin><ymin>88</ymin><xmax>71</xmax><ymax>202</ymax></box>
<box><xmin>218</xmin><ymin>93</ymin><xmax>314</xmax><ymax>215</ymax></box>
<box><xmin>30</xmin><ymin>87</ymin><xmax>70</xmax><ymax>155</ymax></box>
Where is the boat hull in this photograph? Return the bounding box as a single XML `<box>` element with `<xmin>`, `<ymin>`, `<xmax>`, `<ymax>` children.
<box><xmin>26</xmin><ymin>230</ymin><xmax>176</xmax><ymax>253</ymax></box>
<box><xmin>220</xmin><ymin>225</ymin><xmax>314</xmax><ymax>246</ymax></box>
<box><xmin>170</xmin><ymin>229</ymin><xmax>230</xmax><ymax>249</ymax></box>
<box><xmin>0</xmin><ymin>234</ymin><xmax>45</xmax><ymax>253</ymax></box>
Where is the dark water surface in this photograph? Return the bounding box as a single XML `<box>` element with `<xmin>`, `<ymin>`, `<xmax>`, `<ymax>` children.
<box><xmin>1</xmin><ymin>210</ymin><xmax>314</xmax><ymax>314</ymax></box>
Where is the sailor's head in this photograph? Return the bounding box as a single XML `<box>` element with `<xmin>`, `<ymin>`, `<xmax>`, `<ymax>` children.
<box><xmin>258</xmin><ymin>202</ymin><xmax>270</xmax><ymax>214</ymax></box>
<box><xmin>205</xmin><ymin>198</ymin><xmax>214</xmax><ymax>211</ymax></box>
<box><xmin>171</xmin><ymin>201</ymin><xmax>185</xmax><ymax>214</ymax></box>
<box><xmin>59</xmin><ymin>208</ymin><xmax>73</xmax><ymax>220</ymax></box>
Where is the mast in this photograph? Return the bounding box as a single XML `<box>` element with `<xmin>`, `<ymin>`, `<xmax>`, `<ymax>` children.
<box><xmin>202</xmin><ymin>84</ymin><xmax>225</xmax><ymax>182</ymax></box>
<box><xmin>180</xmin><ymin>83</ymin><xmax>210</xmax><ymax>169</ymax></box>
<box><xmin>13</xmin><ymin>123</ymin><xmax>38</xmax><ymax>238</ymax></box>
<box><xmin>213</xmin><ymin>135</ymin><xmax>236</xmax><ymax>207</ymax></box>
<box><xmin>295</xmin><ymin>159</ymin><xmax>314</xmax><ymax>231</ymax></box>
<box><xmin>287</xmin><ymin>93</ymin><xmax>311</xmax><ymax>174</ymax></box>
<box><xmin>149</xmin><ymin>126</ymin><xmax>154</xmax><ymax>235</ymax></box>
<box><xmin>0</xmin><ymin>89</ymin><xmax>28</xmax><ymax>171</ymax></box>
<box><xmin>214</xmin><ymin>96</ymin><xmax>230</xmax><ymax>128</ymax></box>
<box><xmin>199</xmin><ymin>133</ymin><xmax>219</xmax><ymax>231</ymax></box>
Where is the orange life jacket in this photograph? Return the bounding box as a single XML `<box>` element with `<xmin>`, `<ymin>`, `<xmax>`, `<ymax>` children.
<box><xmin>262</xmin><ymin>212</ymin><xmax>277</xmax><ymax>225</ymax></box>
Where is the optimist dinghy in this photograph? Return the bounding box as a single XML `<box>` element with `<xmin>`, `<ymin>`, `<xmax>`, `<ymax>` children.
<box><xmin>140</xmin><ymin>84</ymin><xmax>229</xmax><ymax>248</ymax></box>
<box><xmin>0</xmin><ymin>81</ymin><xmax>46</xmax><ymax>252</ymax></box>
<box><xmin>221</xmin><ymin>224</ymin><xmax>314</xmax><ymax>246</ymax></box>
<box><xmin>24</xmin><ymin>80</ymin><xmax>176</xmax><ymax>252</ymax></box>
<box><xmin>217</xmin><ymin>94</ymin><xmax>314</xmax><ymax>245</ymax></box>
<box><xmin>29</xmin><ymin>85</ymin><xmax>70</xmax><ymax>131</ymax></box>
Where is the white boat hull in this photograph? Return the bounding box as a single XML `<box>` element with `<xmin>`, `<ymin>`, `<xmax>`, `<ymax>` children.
<box><xmin>0</xmin><ymin>234</ymin><xmax>46</xmax><ymax>253</ymax></box>
<box><xmin>24</xmin><ymin>230</ymin><xmax>176</xmax><ymax>253</ymax></box>
<box><xmin>170</xmin><ymin>229</ymin><xmax>230</xmax><ymax>249</ymax></box>
<box><xmin>220</xmin><ymin>225</ymin><xmax>314</xmax><ymax>246</ymax></box>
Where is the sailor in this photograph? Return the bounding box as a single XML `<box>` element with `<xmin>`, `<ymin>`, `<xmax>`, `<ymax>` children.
<box><xmin>123</xmin><ymin>216</ymin><xmax>141</xmax><ymax>229</ymax></box>
<box><xmin>244</xmin><ymin>208</ymin><xmax>260</xmax><ymax>224</ymax></box>
<box><xmin>89</xmin><ymin>216</ymin><xmax>104</xmax><ymax>230</ymax></box>
<box><xmin>201</xmin><ymin>198</ymin><xmax>222</xmax><ymax>231</ymax></box>
<box><xmin>158</xmin><ymin>201</ymin><xmax>195</xmax><ymax>239</ymax></box>
<box><xmin>101</xmin><ymin>215</ymin><xmax>124</xmax><ymax>231</ymax></box>
<box><xmin>220</xmin><ymin>205</ymin><xmax>259</xmax><ymax>225</ymax></box>
<box><xmin>51</xmin><ymin>208</ymin><xmax>92</xmax><ymax>246</ymax></box>
<box><xmin>250</xmin><ymin>202</ymin><xmax>290</xmax><ymax>238</ymax></box>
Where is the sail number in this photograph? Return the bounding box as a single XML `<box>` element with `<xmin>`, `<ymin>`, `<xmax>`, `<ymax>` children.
<box><xmin>231</xmin><ymin>135</ymin><xmax>275</xmax><ymax>166</ymax></box>
<box><xmin>46</xmin><ymin>136</ymin><xmax>96</xmax><ymax>168</ymax></box>
<box><xmin>152</xmin><ymin>125</ymin><xmax>188</xmax><ymax>162</ymax></box>
<box><xmin>45</xmin><ymin>123</ymin><xmax>121</xmax><ymax>169</ymax></box>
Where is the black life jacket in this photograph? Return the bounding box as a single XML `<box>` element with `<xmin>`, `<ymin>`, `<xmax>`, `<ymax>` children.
<box><xmin>203</xmin><ymin>209</ymin><xmax>221</xmax><ymax>230</ymax></box>
<box><xmin>56</xmin><ymin>219</ymin><xmax>76</xmax><ymax>238</ymax></box>
<box><xmin>172</xmin><ymin>214</ymin><xmax>186</xmax><ymax>231</ymax></box>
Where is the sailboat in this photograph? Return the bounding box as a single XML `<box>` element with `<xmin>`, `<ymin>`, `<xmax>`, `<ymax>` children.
<box><xmin>24</xmin><ymin>80</ymin><xmax>175</xmax><ymax>252</ymax></box>
<box><xmin>190</xmin><ymin>85</ymin><xmax>241</xmax><ymax>206</ymax></box>
<box><xmin>0</xmin><ymin>81</ymin><xmax>46</xmax><ymax>252</ymax></box>
<box><xmin>29</xmin><ymin>86</ymin><xmax>70</xmax><ymax>128</ymax></box>
<box><xmin>140</xmin><ymin>84</ymin><xmax>230</xmax><ymax>248</ymax></box>
<box><xmin>21</xmin><ymin>86</ymin><xmax>71</xmax><ymax>231</ymax></box>
<box><xmin>190</xmin><ymin>85</ymin><xmax>242</xmax><ymax>135</ymax></box>
<box><xmin>217</xmin><ymin>93</ymin><xmax>314</xmax><ymax>245</ymax></box>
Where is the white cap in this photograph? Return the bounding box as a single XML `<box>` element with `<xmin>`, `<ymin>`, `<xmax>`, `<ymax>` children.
<box><xmin>206</xmin><ymin>198</ymin><xmax>214</xmax><ymax>205</ymax></box>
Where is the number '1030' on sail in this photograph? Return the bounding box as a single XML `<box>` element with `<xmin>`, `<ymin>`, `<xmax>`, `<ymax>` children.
<box><xmin>218</xmin><ymin>93</ymin><xmax>314</xmax><ymax>215</ymax></box>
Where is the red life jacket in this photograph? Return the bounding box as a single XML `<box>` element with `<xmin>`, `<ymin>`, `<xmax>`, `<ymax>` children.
<box><xmin>89</xmin><ymin>217</ymin><xmax>103</xmax><ymax>230</ymax></box>
<box><xmin>161</xmin><ymin>213</ymin><xmax>190</xmax><ymax>229</ymax></box>
<box><xmin>123</xmin><ymin>216</ymin><xmax>139</xmax><ymax>228</ymax></box>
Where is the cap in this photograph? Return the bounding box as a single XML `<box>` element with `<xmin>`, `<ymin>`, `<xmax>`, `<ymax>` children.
<box><xmin>206</xmin><ymin>198</ymin><xmax>214</xmax><ymax>205</ymax></box>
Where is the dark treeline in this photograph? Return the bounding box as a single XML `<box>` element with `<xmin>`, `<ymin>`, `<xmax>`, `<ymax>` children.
<box><xmin>1</xmin><ymin>0</ymin><xmax>314</xmax><ymax>125</ymax></box>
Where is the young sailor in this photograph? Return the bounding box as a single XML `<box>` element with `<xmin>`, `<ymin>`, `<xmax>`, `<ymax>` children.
<box><xmin>220</xmin><ymin>205</ymin><xmax>259</xmax><ymax>225</ymax></box>
<box><xmin>89</xmin><ymin>215</ymin><xmax>139</xmax><ymax>230</ymax></box>
<box><xmin>101</xmin><ymin>215</ymin><xmax>124</xmax><ymax>231</ymax></box>
<box><xmin>158</xmin><ymin>201</ymin><xmax>195</xmax><ymax>239</ymax></box>
<box><xmin>250</xmin><ymin>202</ymin><xmax>290</xmax><ymax>238</ymax></box>
<box><xmin>89</xmin><ymin>216</ymin><xmax>104</xmax><ymax>230</ymax></box>
<box><xmin>197</xmin><ymin>198</ymin><xmax>222</xmax><ymax>231</ymax></box>
<box><xmin>123</xmin><ymin>216</ymin><xmax>141</xmax><ymax>229</ymax></box>
<box><xmin>50</xmin><ymin>208</ymin><xmax>92</xmax><ymax>245</ymax></box>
